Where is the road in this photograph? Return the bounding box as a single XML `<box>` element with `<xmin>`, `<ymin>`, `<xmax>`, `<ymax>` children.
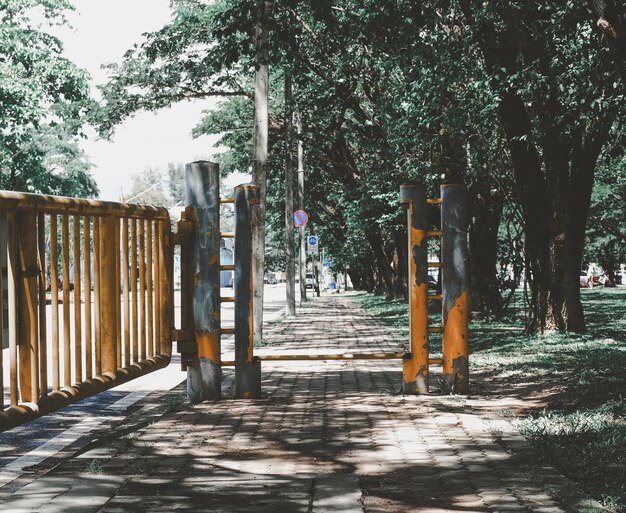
<box><xmin>0</xmin><ymin>284</ymin><xmax>289</xmax><ymax>494</ymax></box>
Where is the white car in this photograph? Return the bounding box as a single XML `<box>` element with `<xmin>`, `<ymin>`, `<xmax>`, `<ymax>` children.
<box><xmin>305</xmin><ymin>273</ymin><xmax>314</xmax><ymax>289</ymax></box>
<box><xmin>580</xmin><ymin>271</ymin><xmax>589</xmax><ymax>287</ymax></box>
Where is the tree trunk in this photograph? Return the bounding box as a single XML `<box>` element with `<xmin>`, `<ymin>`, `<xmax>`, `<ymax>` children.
<box><xmin>252</xmin><ymin>0</ymin><xmax>269</xmax><ymax>343</ymax></box>
<box><xmin>498</xmin><ymin>95</ymin><xmax>612</xmax><ymax>333</ymax></box>
<box><xmin>468</xmin><ymin>184</ymin><xmax>504</xmax><ymax>319</ymax></box>
<box><xmin>366</xmin><ymin>230</ymin><xmax>396</xmax><ymax>299</ymax></box>
<box><xmin>392</xmin><ymin>229</ymin><xmax>408</xmax><ymax>300</ymax></box>
<box><xmin>284</xmin><ymin>73</ymin><xmax>296</xmax><ymax>316</ymax></box>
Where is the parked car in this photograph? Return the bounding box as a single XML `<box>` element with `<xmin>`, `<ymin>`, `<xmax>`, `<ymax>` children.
<box><xmin>580</xmin><ymin>271</ymin><xmax>589</xmax><ymax>288</ymax></box>
<box><xmin>305</xmin><ymin>273</ymin><xmax>314</xmax><ymax>289</ymax></box>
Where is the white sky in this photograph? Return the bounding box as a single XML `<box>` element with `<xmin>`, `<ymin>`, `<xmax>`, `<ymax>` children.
<box><xmin>56</xmin><ymin>0</ymin><xmax>229</xmax><ymax>201</ymax></box>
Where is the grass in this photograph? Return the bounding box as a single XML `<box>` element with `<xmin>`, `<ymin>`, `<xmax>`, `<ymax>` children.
<box><xmin>353</xmin><ymin>288</ymin><xmax>626</xmax><ymax>512</ymax></box>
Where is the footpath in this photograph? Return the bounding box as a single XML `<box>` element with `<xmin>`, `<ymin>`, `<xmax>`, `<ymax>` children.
<box><xmin>0</xmin><ymin>294</ymin><xmax>604</xmax><ymax>512</ymax></box>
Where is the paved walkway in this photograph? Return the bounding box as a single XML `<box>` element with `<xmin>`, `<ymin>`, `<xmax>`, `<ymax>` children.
<box><xmin>0</xmin><ymin>294</ymin><xmax>603</xmax><ymax>512</ymax></box>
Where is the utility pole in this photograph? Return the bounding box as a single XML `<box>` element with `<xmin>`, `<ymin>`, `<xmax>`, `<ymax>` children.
<box><xmin>296</xmin><ymin>111</ymin><xmax>306</xmax><ymax>305</ymax></box>
<box><xmin>284</xmin><ymin>73</ymin><xmax>296</xmax><ymax>316</ymax></box>
<box><xmin>252</xmin><ymin>0</ymin><xmax>269</xmax><ymax>344</ymax></box>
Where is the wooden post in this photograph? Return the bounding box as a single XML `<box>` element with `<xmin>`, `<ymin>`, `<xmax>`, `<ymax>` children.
<box><xmin>234</xmin><ymin>183</ymin><xmax>261</xmax><ymax>399</ymax></box>
<box><xmin>15</xmin><ymin>212</ymin><xmax>39</xmax><ymax>402</ymax></box>
<box><xmin>441</xmin><ymin>184</ymin><xmax>469</xmax><ymax>394</ymax></box>
<box><xmin>185</xmin><ymin>161</ymin><xmax>222</xmax><ymax>401</ymax></box>
<box><xmin>400</xmin><ymin>184</ymin><xmax>429</xmax><ymax>394</ymax></box>
<box><xmin>158</xmin><ymin>218</ymin><xmax>173</xmax><ymax>358</ymax></box>
<box><xmin>99</xmin><ymin>217</ymin><xmax>118</xmax><ymax>378</ymax></box>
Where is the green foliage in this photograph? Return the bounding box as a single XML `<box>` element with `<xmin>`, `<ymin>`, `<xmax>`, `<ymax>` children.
<box><xmin>585</xmin><ymin>151</ymin><xmax>626</xmax><ymax>282</ymax></box>
<box><xmin>97</xmin><ymin>0</ymin><xmax>626</xmax><ymax>311</ymax></box>
<box><xmin>0</xmin><ymin>0</ymin><xmax>97</xmax><ymax>196</ymax></box>
<box><xmin>94</xmin><ymin>0</ymin><xmax>255</xmax><ymax>139</ymax></box>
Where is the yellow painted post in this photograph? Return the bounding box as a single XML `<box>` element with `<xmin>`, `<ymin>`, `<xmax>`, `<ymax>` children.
<box><xmin>400</xmin><ymin>184</ymin><xmax>429</xmax><ymax>394</ymax></box>
<box><xmin>441</xmin><ymin>184</ymin><xmax>469</xmax><ymax>394</ymax></box>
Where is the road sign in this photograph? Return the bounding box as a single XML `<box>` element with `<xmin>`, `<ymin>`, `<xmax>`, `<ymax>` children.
<box><xmin>293</xmin><ymin>210</ymin><xmax>308</xmax><ymax>227</ymax></box>
<box><xmin>307</xmin><ymin>235</ymin><xmax>319</xmax><ymax>255</ymax></box>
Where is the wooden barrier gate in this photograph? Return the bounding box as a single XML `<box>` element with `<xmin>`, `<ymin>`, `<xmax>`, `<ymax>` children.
<box><xmin>0</xmin><ymin>192</ymin><xmax>174</xmax><ymax>431</ymax></box>
<box><xmin>0</xmin><ymin>167</ymin><xmax>469</xmax><ymax>430</ymax></box>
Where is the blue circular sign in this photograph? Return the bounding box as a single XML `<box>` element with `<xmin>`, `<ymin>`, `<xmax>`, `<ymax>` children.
<box><xmin>293</xmin><ymin>210</ymin><xmax>308</xmax><ymax>227</ymax></box>
<box><xmin>308</xmin><ymin>236</ymin><xmax>318</xmax><ymax>246</ymax></box>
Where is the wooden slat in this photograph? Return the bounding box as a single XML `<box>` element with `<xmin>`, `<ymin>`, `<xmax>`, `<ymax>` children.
<box><xmin>73</xmin><ymin>215</ymin><xmax>82</xmax><ymax>382</ymax></box>
<box><xmin>122</xmin><ymin>218</ymin><xmax>130</xmax><ymax>367</ymax></box>
<box><xmin>37</xmin><ymin>213</ymin><xmax>48</xmax><ymax>395</ymax></box>
<box><xmin>7</xmin><ymin>213</ymin><xmax>18</xmax><ymax>404</ymax></box>
<box><xmin>93</xmin><ymin>217</ymin><xmax>101</xmax><ymax>376</ymax></box>
<box><xmin>62</xmin><ymin>214</ymin><xmax>71</xmax><ymax>386</ymax></box>
<box><xmin>130</xmin><ymin>219</ymin><xmax>138</xmax><ymax>363</ymax></box>
<box><xmin>115</xmin><ymin>219</ymin><xmax>122</xmax><ymax>369</ymax></box>
<box><xmin>49</xmin><ymin>215</ymin><xmax>60</xmax><ymax>390</ymax></box>
<box><xmin>153</xmin><ymin>220</ymin><xmax>161</xmax><ymax>356</ymax></box>
<box><xmin>83</xmin><ymin>216</ymin><xmax>92</xmax><ymax>380</ymax></box>
<box><xmin>146</xmin><ymin>221</ymin><xmax>154</xmax><ymax>358</ymax></box>
<box><xmin>17</xmin><ymin>212</ymin><xmax>39</xmax><ymax>402</ymax></box>
<box><xmin>139</xmin><ymin>220</ymin><xmax>146</xmax><ymax>360</ymax></box>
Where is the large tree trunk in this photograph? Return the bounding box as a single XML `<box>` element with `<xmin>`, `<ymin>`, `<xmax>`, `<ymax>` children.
<box><xmin>468</xmin><ymin>184</ymin><xmax>503</xmax><ymax>319</ymax></box>
<box><xmin>252</xmin><ymin>1</ymin><xmax>269</xmax><ymax>343</ymax></box>
<box><xmin>498</xmin><ymin>95</ymin><xmax>612</xmax><ymax>333</ymax></box>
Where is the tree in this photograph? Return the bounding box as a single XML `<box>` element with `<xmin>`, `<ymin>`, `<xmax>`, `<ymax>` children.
<box><xmin>458</xmin><ymin>1</ymin><xmax>623</xmax><ymax>332</ymax></box>
<box><xmin>94</xmin><ymin>0</ymin><xmax>626</xmax><ymax>333</ymax></box>
<box><xmin>0</xmin><ymin>0</ymin><xmax>97</xmax><ymax>196</ymax></box>
<box><xmin>167</xmin><ymin>162</ymin><xmax>185</xmax><ymax>205</ymax></box>
<box><xmin>126</xmin><ymin>167</ymin><xmax>170</xmax><ymax>207</ymax></box>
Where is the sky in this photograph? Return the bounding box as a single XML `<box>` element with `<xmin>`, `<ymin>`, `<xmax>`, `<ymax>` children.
<box><xmin>55</xmin><ymin>0</ymin><xmax>227</xmax><ymax>201</ymax></box>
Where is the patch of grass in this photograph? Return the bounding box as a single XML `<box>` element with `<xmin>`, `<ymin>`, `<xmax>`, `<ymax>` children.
<box><xmin>354</xmin><ymin>288</ymin><xmax>626</xmax><ymax>511</ymax></box>
<box><xmin>161</xmin><ymin>394</ymin><xmax>184</xmax><ymax>414</ymax></box>
<box><xmin>86</xmin><ymin>459</ymin><xmax>103</xmax><ymax>475</ymax></box>
<box><xmin>107</xmin><ymin>433</ymin><xmax>138</xmax><ymax>456</ymax></box>
<box><xmin>517</xmin><ymin>402</ymin><xmax>626</xmax><ymax>511</ymax></box>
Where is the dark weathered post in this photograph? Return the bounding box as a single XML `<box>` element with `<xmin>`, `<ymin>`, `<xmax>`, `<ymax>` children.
<box><xmin>441</xmin><ymin>184</ymin><xmax>469</xmax><ymax>394</ymax></box>
<box><xmin>400</xmin><ymin>184</ymin><xmax>429</xmax><ymax>394</ymax></box>
<box><xmin>185</xmin><ymin>161</ymin><xmax>222</xmax><ymax>401</ymax></box>
<box><xmin>234</xmin><ymin>183</ymin><xmax>261</xmax><ymax>399</ymax></box>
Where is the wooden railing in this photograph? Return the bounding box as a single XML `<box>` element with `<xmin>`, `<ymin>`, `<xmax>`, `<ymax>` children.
<box><xmin>0</xmin><ymin>191</ymin><xmax>174</xmax><ymax>431</ymax></box>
